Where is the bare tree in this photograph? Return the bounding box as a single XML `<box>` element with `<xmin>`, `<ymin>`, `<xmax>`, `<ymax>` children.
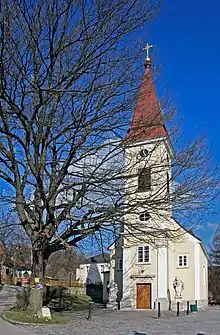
<box><xmin>46</xmin><ymin>248</ymin><xmax>85</xmax><ymax>281</ymax></box>
<box><xmin>0</xmin><ymin>210</ymin><xmax>31</xmax><ymax>281</ymax></box>
<box><xmin>0</xmin><ymin>210</ymin><xmax>30</xmax><ymax>249</ymax></box>
<box><xmin>0</xmin><ymin>0</ymin><xmax>218</xmax><ymax>289</ymax></box>
<box><xmin>209</xmin><ymin>224</ymin><xmax>220</xmax><ymax>298</ymax></box>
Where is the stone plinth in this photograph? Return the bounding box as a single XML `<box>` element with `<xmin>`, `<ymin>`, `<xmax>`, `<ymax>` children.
<box><xmin>107</xmin><ymin>300</ymin><xmax>118</xmax><ymax>310</ymax></box>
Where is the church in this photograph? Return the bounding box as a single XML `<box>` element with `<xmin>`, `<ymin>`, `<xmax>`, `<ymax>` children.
<box><xmin>108</xmin><ymin>45</ymin><xmax>208</xmax><ymax>311</ymax></box>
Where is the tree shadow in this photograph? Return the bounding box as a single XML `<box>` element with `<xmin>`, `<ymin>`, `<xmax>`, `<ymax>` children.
<box><xmin>133</xmin><ymin>332</ymin><xmax>147</xmax><ymax>335</ymax></box>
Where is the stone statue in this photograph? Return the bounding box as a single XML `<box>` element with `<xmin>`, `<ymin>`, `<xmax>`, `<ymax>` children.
<box><xmin>107</xmin><ymin>281</ymin><xmax>118</xmax><ymax>299</ymax></box>
<box><xmin>173</xmin><ymin>277</ymin><xmax>184</xmax><ymax>299</ymax></box>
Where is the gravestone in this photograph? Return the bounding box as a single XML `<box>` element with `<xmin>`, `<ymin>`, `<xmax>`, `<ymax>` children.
<box><xmin>37</xmin><ymin>306</ymin><xmax>51</xmax><ymax>319</ymax></box>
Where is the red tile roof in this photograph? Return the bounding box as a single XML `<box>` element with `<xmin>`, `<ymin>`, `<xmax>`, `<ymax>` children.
<box><xmin>125</xmin><ymin>62</ymin><xmax>168</xmax><ymax>143</ymax></box>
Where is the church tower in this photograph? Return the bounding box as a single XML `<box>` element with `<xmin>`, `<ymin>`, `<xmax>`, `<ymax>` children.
<box><xmin>116</xmin><ymin>45</ymin><xmax>208</xmax><ymax>311</ymax></box>
<box><xmin>123</xmin><ymin>44</ymin><xmax>174</xmax><ymax>236</ymax></box>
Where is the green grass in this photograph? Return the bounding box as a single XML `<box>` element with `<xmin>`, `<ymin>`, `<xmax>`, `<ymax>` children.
<box><xmin>71</xmin><ymin>294</ymin><xmax>92</xmax><ymax>310</ymax></box>
<box><xmin>49</xmin><ymin>293</ymin><xmax>92</xmax><ymax>311</ymax></box>
<box><xmin>5</xmin><ymin>310</ymin><xmax>71</xmax><ymax>324</ymax></box>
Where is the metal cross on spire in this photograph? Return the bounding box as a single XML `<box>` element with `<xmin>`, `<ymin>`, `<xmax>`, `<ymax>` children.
<box><xmin>143</xmin><ymin>43</ymin><xmax>153</xmax><ymax>61</ymax></box>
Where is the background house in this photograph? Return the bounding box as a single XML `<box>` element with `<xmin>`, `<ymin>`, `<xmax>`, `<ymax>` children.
<box><xmin>0</xmin><ymin>244</ymin><xmax>32</xmax><ymax>284</ymax></box>
<box><xmin>76</xmin><ymin>253</ymin><xmax>110</xmax><ymax>302</ymax></box>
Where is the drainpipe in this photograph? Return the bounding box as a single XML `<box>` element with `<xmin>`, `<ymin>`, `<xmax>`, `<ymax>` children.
<box><xmin>156</xmin><ymin>246</ymin><xmax>158</xmax><ymax>301</ymax></box>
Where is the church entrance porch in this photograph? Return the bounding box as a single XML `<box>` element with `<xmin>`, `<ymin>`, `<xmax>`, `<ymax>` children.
<box><xmin>136</xmin><ymin>283</ymin><xmax>151</xmax><ymax>309</ymax></box>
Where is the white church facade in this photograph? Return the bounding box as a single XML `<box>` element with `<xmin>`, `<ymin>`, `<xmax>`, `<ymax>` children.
<box><xmin>108</xmin><ymin>51</ymin><xmax>208</xmax><ymax>311</ymax></box>
<box><xmin>109</xmin><ymin>223</ymin><xmax>208</xmax><ymax>310</ymax></box>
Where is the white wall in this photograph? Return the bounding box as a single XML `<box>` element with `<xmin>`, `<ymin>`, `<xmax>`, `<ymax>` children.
<box><xmin>76</xmin><ymin>263</ymin><xmax>110</xmax><ymax>284</ymax></box>
<box><xmin>199</xmin><ymin>244</ymin><xmax>208</xmax><ymax>307</ymax></box>
<box><xmin>124</xmin><ymin>138</ymin><xmax>173</xmax><ymax>239</ymax></box>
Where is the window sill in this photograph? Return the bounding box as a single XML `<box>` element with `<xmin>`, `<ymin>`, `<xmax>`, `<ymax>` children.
<box><xmin>136</xmin><ymin>262</ymin><xmax>151</xmax><ymax>265</ymax></box>
<box><xmin>176</xmin><ymin>266</ymin><xmax>189</xmax><ymax>269</ymax></box>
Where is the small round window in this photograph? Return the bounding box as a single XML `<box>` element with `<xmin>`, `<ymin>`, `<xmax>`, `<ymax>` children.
<box><xmin>139</xmin><ymin>149</ymin><xmax>149</xmax><ymax>158</ymax></box>
<box><xmin>139</xmin><ymin>212</ymin><xmax>150</xmax><ymax>221</ymax></box>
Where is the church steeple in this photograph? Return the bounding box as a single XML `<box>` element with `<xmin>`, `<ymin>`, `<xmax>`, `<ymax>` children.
<box><xmin>125</xmin><ymin>44</ymin><xmax>168</xmax><ymax>143</ymax></box>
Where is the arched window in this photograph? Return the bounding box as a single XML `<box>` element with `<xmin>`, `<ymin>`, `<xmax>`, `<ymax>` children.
<box><xmin>139</xmin><ymin>212</ymin><xmax>150</xmax><ymax>221</ymax></box>
<box><xmin>138</xmin><ymin>167</ymin><xmax>151</xmax><ymax>191</ymax></box>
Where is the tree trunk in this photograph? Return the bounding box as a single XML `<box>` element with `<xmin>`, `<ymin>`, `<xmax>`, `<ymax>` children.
<box><xmin>32</xmin><ymin>250</ymin><xmax>47</xmax><ymax>285</ymax></box>
<box><xmin>32</xmin><ymin>237</ymin><xmax>50</xmax><ymax>282</ymax></box>
<box><xmin>31</xmin><ymin>241</ymin><xmax>50</xmax><ymax>313</ymax></box>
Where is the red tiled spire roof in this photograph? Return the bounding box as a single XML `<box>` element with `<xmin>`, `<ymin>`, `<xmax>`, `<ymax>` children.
<box><xmin>125</xmin><ymin>59</ymin><xmax>168</xmax><ymax>143</ymax></box>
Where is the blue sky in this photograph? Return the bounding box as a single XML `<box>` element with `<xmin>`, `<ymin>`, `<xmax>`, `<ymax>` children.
<box><xmin>146</xmin><ymin>0</ymin><xmax>220</xmax><ymax>247</ymax></box>
<box><xmin>1</xmin><ymin>1</ymin><xmax>218</xmax><ymax>252</ymax></box>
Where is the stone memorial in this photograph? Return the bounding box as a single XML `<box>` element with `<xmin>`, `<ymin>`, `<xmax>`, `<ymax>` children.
<box><xmin>37</xmin><ymin>306</ymin><xmax>51</xmax><ymax>319</ymax></box>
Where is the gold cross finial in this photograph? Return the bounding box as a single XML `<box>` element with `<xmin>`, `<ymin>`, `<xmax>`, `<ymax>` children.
<box><xmin>143</xmin><ymin>43</ymin><xmax>153</xmax><ymax>61</ymax></box>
